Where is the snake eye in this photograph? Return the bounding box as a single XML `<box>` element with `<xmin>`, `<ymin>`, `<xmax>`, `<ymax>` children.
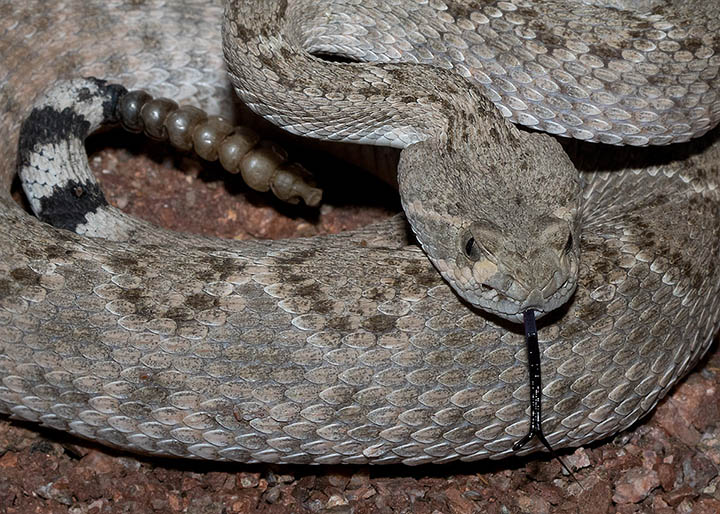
<box><xmin>563</xmin><ymin>233</ymin><xmax>574</xmax><ymax>254</ymax></box>
<box><xmin>463</xmin><ymin>234</ymin><xmax>484</xmax><ymax>261</ymax></box>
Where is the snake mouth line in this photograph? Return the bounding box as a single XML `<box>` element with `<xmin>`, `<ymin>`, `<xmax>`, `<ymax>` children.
<box><xmin>455</xmin><ymin>275</ymin><xmax>578</xmax><ymax>323</ymax></box>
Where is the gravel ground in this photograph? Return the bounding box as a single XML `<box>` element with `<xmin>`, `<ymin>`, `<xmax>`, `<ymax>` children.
<box><xmin>2</xmin><ymin>131</ymin><xmax>719</xmax><ymax>514</ymax></box>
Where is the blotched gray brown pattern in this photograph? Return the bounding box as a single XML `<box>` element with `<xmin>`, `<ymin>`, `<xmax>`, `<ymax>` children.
<box><xmin>0</xmin><ymin>1</ymin><xmax>718</xmax><ymax>465</ymax></box>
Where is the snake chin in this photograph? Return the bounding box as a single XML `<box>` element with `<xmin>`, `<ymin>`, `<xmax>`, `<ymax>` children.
<box><xmin>439</xmin><ymin>259</ymin><xmax>579</xmax><ymax>323</ymax></box>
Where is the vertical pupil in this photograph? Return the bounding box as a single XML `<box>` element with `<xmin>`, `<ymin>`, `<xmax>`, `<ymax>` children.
<box><xmin>465</xmin><ymin>237</ymin><xmax>476</xmax><ymax>257</ymax></box>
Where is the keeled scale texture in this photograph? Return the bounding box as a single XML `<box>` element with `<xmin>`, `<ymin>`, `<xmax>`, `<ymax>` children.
<box><xmin>302</xmin><ymin>0</ymin><xmax>720</xmax><ymax>145</ymax></box>
<box><xmin>0</xmin><ymin>0</ymin><xmax>719</xmax><ymax>465</ymax></box>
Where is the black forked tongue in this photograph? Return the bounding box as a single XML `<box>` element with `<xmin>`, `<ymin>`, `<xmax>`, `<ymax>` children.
<box><xmin>514</xmin><ymin>309</ymin><xmax>581</xmax><ymax>487</ymax></box>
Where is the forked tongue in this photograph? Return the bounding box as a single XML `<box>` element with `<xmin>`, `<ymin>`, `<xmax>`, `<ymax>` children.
<box><xmin>514</xmin><ymin>310</ymin><xmax>580</xmax><ymax>487</ymax></box>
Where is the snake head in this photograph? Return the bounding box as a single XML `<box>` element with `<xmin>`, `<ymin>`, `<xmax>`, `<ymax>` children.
<box><xmin>398</xmin><ymin>130</ymin><xmax>582</xmax><ymax>323</ymax></box>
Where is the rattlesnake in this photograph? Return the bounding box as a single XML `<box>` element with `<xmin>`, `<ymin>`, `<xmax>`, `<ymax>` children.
<box><xmin>0</xmin><ymin>0</ymin><xmax>719</xmax><ymax>466</ymax></box>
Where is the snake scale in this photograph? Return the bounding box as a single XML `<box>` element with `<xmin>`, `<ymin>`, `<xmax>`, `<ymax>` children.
<box><xmin>1</xmin><ymin>0</ymin><xmax>719</xmax><ymax>466</ymax></box>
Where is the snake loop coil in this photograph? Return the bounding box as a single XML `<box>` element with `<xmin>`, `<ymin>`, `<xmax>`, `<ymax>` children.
<box><xmin>1</xmin><ymin>1</ymin><xmax>719</xmax><ymax>469</ymax></box>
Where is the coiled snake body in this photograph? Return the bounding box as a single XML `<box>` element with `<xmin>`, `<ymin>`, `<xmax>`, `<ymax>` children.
<box><xmin>0</xmin><ymin>0</ymin><xmax>719</xmax><ymax>465</ymax></box>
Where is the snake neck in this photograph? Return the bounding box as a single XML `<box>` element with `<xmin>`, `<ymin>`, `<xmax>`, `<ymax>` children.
<box><xmin>222</xmin><ymin>0</ymin><xmax>509</xmax><ymax>148</ymax></box>
<box><xmin>223</xmin><ymin>0</ymin><xmax>583</xmax><ymax>320</ymax></box>
<box><xmin>284</xmin><ymin>0</ymin><xmax>720</xmax><ymax>146</ymax></box>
